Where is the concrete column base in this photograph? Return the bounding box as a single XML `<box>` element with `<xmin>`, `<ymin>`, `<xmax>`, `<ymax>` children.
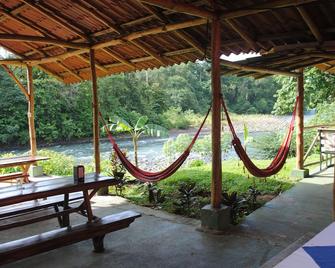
<box><xmin>29</xmin><ymin>165</ymin><xmax>44</xmax><ymax>177</ymax></box>
<box><xmin>200</xmin><ymin>204</ymin><xmax>231</xmax><ymax>233</ymax></box>
<box><xmin>291</xmin><ymin>168</ymin><xmax>309</xmax><ymax>179</ymax></box>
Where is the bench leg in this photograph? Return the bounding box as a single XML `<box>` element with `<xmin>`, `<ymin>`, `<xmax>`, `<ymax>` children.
<box><xmin>92</xmin><ymin>235</ymin><xmax>105</xmax><ymax>253</ymax></box>
<box><xmin>53</xmin><ymin>205</ymin><xmax>63</xmax><ymax>227</ymax></box>
<box><xmin>61</xmin><ymin>193</ymin><xmax>70</xmax><ymax>227</ymax></box>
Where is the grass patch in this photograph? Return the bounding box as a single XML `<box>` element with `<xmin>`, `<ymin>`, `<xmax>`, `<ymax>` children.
<box><xmin>120</xmin><ymin>155</ymin><xmax>320</xmax><ymax>219</ymax></box>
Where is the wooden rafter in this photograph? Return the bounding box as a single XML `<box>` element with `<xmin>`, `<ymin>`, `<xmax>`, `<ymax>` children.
<box><xmin>93</xmin><ymin>18</ymin><xmax>207</xmax><ymax>49</ymax></box>
<box><xmin>138</xmin><ymin>2</ymin><xmax>205</xmax><ymax>56</ymax></box>
<box><xmin>76</xmin><ymin>54</ymin><xmax>109</xmax><ymax>73</ymax></box>
<box><xmin>140</xmin><ymin>0</ymin><xmax>214</xmax><ymax>19</ymax></box>
<box><xmin>102</xmin><ymin>48</ymin><xmax>136</xmax><ymax>70</ymax></box>
<box><xmin>0</xmin><ymin>34</ymin><xmax>89</xmax><ymax>49</ymax></box>
<box><xmin>57</xmin><ymin>61</ymin><xmax>82</xmax><ymax>81</ymax></box>
<box><xmin>130</xmin><ymin>40</ymin><xmax>168</xmax><ymax>66</ymax></box>
<box><xmin>56</xmin><ymin>47</ymin><xmax>197</xmax><ymax>76</ymax></box>
<box><xmin>225</xmin><ymin>19</ymin><xmax>259</xmax><ymax>51</ymax></box>
<box><xmin>11</xmin><ymin>18</ymin><xmax>206</xmax><ymax>67</ymax></box>
<box><xmin>296</xmin><ymin>6</ymin><xmax>323</xmax><ymax>42</ymax></box>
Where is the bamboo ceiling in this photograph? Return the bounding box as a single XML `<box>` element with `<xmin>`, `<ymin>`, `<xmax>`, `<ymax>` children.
<box><xmin>1</xmin><ymin>0</ymin><xmax>335</xmax><ymax>83</ymax></box>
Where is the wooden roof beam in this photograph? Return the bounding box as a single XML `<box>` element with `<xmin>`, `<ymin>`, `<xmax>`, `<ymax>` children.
<box><xmin>296</xmin><ymin>6</ymin><xmax>323</xmax><ymax>43</ymax></box>
<box><xmin>57</xmin><ymin>61</ymin><xmax>82</xmax><ymax>81</ymax></box>
<box><xmin>220</xmin><ymin>59</ymin><xmax>300</xmax><ymax>77</ymax></box>
<box><xmin>139</xmin><ymin>0</ymin><xmax>214</xmax><ymax>19</ymax></box>
<box><xmin>76</xmin><ymin>54</ymin><xmax>109</xmax><ymax>73</ymax></box>
<box><xmin>57</xmin><ymin>47</ymin><xmax>198</xmax><ymax>75</ymax></box>
<box><xmin>220</xmin><ymin>0</ymin><xmax>317</xmax><ymax>20</ymax></box>
<box><xmin>137</xmin><ymin>2</ymin><xmax>205</xmax><ymax>56</ymax></box>
<box><xmin>6</xmin><ymin>18</ymin><xmax>205</xmax><ymax>66</ymax></box>
<box><xmin>102</xmin><ymin>48</ymin><xmax>136</xmax><ymax>70</ymax></box>
<box><xmin>130</xmin><ymin>40</ymin><xmax>169</xmax><ymax>66</ymax></box>
<box><xmin>226</xmin><ymin>19</ymin><xmax>259</xmax><ymax>51</ymax></box>
<box><xmin>1</xmin><ymin>64</ymin><xmax>29</xmax><ymax>100</ymax></box>
<box><xmin>93</xmin><ymin>18</ymin><xmax>207</xmax><ymax>49</ymax></box>
<box><xmin>0</xmin><ymin>34</ymin><xmax>89</xmax><ymax>49</ymax></box>
<box><xmin>20</xmin><ymin>0</ymin><xmax>88</xmax><ymax>40</ymax></box>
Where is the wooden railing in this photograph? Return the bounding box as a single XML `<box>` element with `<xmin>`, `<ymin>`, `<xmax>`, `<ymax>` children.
<box><xmin>303</xmin><ymin>125</ymin><xmax>335</xmax><ymax>170</ymax></box>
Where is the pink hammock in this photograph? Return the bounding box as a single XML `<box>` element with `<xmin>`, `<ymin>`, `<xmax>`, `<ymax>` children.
<box><xmin>221</xmin><ymin>95</ymin><xmax>299</xmax><ymax>177</ymax></box>
<box><xmin>99</xmin><ymin>108</ymin><xmax>211</xmax><ymax>182</ymax></box>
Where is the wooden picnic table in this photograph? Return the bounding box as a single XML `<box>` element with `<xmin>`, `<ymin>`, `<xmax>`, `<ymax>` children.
<box><xmin>0</xmin><ymin>155</ymin><xmax>50</xmax><ymax>183</ymax></box>
<box><xmin>0</xmin><ymin>173</ymin><xmax>141</xmax><ymax>264</ymax></box>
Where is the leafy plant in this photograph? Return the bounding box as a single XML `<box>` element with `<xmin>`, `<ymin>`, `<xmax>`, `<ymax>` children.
<box><xmin>107</xmin><ymin>115</ymin><xmax>167</xmax><ymax>167</ymax></box>
<box><xmin>147</xmin><ymin>183</ymin><xmax>165</xmax><ymax>207</ymax></box>
<box><xmin>246</xmin><ymin>186</ymin><xmax>261</xmax><ymax>210</ymax></box>
<box><xmin>174</xmin><ymin>182</ymin><xmax>198</xmax><ymax>216</ymax></box>
<box><xmin>222</xmin><ymin>191</ymin><xmax>248</xmax><ymax>225</ymax></box>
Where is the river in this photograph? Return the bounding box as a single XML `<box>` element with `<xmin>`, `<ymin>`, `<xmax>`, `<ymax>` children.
<box><xmin>1</xmin><ymin>114</ymin><xmax>314</xmax><ymax>169</ymax></box>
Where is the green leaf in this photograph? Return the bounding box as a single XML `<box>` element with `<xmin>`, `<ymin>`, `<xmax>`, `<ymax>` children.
<box><xmin>134</xmin><ymin>116</ymin><xmax>149</xmax><ymax>131</ymax></box>
<box><xmin>108</xmin><ymin>116</ymin><xmax>132</xmax><ymax>133</ymax></box>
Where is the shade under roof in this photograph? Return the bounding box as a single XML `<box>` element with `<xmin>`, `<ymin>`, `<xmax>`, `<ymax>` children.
<box><xmin>1</xmin><ymin>0</ymin><xmax>335</xmax><ymax>83</ymax></box>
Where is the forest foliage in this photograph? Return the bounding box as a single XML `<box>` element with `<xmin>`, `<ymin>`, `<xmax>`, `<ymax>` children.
<box><xmin>0</xmin><ymin>61</ymin><xmax>333</xmax><ymax>147</ymax></box>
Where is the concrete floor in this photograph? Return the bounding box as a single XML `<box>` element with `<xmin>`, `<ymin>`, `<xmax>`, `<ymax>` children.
<box><xmin>0</xmin><ymin>168</ymin><xmax>333</xmax><ymax>268</ymax></box>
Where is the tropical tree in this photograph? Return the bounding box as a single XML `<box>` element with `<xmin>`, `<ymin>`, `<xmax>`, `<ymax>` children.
<box><xmin>108</xmin><ymin>116</ymin><xmax>168</xmax><ymax>167</ymax></box>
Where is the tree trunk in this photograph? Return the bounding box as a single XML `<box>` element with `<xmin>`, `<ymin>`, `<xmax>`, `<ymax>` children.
<box><xmin>133</xmin><ymin>137</ymin><xmax>139</xmax><ymax>167</ymax></box>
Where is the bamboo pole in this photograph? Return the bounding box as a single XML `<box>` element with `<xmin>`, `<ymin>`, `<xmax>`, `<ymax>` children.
<box><xmin>89</xmin><ymin>49</ymin><xmax>101</xmax><ymax>175</ymax></box>
<box><xmin>296</xmin><ymin>68</ymin><xmax>304</xmax><ymax>170</ymax></box>
<box><xmin>211</xmin><ymin>17</ymin><xmax>222</xmax><ymax>209</ymax></box>
<box><xmin>27</xmin><ymin>65</ymin><xmax>37</xmax><ymax>156</ymax></box>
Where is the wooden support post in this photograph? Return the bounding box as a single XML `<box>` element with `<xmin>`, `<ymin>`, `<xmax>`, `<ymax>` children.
<box><xmin>211</xmin><ymin>17</ymin><xmax>222</xmax><ymax>209</ymax></box>
<box><xmin>296</xmin><ymin>68</ymin><xmax>304</xmax><ymax>170</ymax></box>
<box><xmin>27</xmin><ymin>65</ymin><xmax>37</xmax><ymax>156</ymax></box>
<box><xmin>89</xmin><ymin>49</ymin><xmax>101</xmax><ymax>175</ymax></box>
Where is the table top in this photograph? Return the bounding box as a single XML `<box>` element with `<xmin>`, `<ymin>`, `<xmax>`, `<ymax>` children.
<box><xmin>0</xmin><ymin>156</ymin><xmax>50</xmax><ymax>168</ymax></box>
<box><xmin>0</xmin><ymin>173</ymin><xmax>119</xmax><ymax>207</ymax></box>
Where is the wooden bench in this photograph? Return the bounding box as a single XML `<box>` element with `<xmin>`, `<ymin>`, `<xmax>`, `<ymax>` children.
<box><xmin>0</xmin><ymin>172</ymin><xmax>28</xmax><ymax>182</ymax></box>
<box><xmin>0</xmin><ymin>210</ymin><xmax>141</xmax><ymax>266</ymax></box>
<box><xmin>0</xmin><ymin>192</ymin><xmax>84</xmax><ymax>230</ymax></box>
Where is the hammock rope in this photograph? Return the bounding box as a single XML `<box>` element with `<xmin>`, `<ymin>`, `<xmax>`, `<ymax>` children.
<box><xmin>99</xmin><ymin>107</ymin><xmax>211</xmax><ymax>182</ymax></box>
<box><xmin>221</xmin><ymin>95</ymin><xmax>299</xmax><ymax>177</ymax></box>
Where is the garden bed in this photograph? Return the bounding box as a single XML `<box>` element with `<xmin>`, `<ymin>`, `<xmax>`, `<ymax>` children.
<box><xmin>108</xmin><ymin>157</ymin><xmax>318</xmax><ymax>224</ymax></box>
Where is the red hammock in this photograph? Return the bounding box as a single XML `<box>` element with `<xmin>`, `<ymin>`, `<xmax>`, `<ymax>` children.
<box><xmin>221</xmin><ymin>95</ymin><xmax>299</xmax><ymax>177</ymax></box>
<box><xmin>99</xmin><ymin>108</ymin><xmax>211</xmax><ymax>182</ymax></box>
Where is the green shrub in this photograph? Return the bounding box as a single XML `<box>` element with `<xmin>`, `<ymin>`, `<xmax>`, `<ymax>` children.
<box><xmin>163</xmin><ymin>134</ymin><xmax>231</xmax><ymax>158</ymax></box>
<box><xmin>188</xmin><ymin>159</ymin><xmax>205</xmax><ymax>167</ymax></box>
<box><xmin>0</xmin><ymin>153</ymin><xmax>22</xmax><ymax>174</ymax></box>
<box><xmin>162</xmin><ymin>107</ymin><xmax>191</xmax><ymax>129</ymax></box>
<box><xmin>37</xmin><ymin>150</ymin><xmax>75</xmax><ymax>176</ymax></box>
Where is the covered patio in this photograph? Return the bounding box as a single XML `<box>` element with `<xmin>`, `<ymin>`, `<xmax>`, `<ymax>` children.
<box><xmin>0</xmin><ymin>167</ymin><xmax>332</xmax><ymax>268</ymax></box>
<box><xmin>0</xmin><ymin>0</ymin><xmax>335</xmax><ymax>266</ymax></box>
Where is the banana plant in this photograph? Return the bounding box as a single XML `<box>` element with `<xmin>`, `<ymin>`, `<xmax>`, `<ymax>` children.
<box><xmin>108</xmin><ymin>115</ymin><xmax>168</xmax><ymax>167</ymax></box>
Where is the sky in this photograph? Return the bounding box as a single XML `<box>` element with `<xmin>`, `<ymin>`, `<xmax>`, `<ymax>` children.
<box><xmin>0</xmin><ymin>45</ymin><xmax>259</xmax><ymax>62</ymax></box>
